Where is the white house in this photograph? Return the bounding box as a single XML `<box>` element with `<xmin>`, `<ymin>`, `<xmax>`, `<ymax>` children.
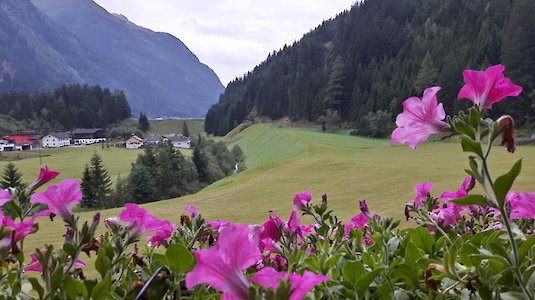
<box><xmin>72</xmin><ymin>128</ymin><xmax>107</xmax><ymax>145</ymax></box>
<box><xmin>42</xmin><ymin>132</ymin><xmax>71</xmax><ymax>148</ymax></box>
<box><xmin>126</xmin><ymin>135</ymin><xmax>143</xmax><ymax>149</ymax></box>
<box><xmin>168</xmin><ymin>135</ymin><xmax>191</xmax><ymax>149</ymax></box>
<box><xmin>0</xmin><ymin>139</ymin><xmax>15</xmax><ymax>152</ymax></box>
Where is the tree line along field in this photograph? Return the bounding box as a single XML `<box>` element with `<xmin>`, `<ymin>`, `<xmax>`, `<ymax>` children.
<box><xmin>21</xmin><ymin>124</ymin><xmax>535</xmax><ymax>277</ymax></box>
<box><xmin>147</xmin><ymin>118</ymin><xmax>204</xmax><ymax>137</ymax></box>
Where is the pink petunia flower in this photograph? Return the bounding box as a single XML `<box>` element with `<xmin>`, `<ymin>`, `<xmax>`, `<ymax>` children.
<box><xmin>118</xmin><ymin>203</ymin><xmax>175</xmax><ymax>246</ymax></box>
<box><xmin>391</xmin><ymin>86</ymin><xmax>448</xmax><ymax>148</ymax></box>
<box><xmin>0</xmin><ymin>189</ymin><xmax>11</xmax><ymax>206</ymax></box>
<box><xmin>28</xmin><ymin>166</ymin><xmax>59</xmax><ymax>191</ymax></box>
<box><xmin>186</xmin><ymin>223</ymin><xmax>261</xmax><ymax>300</ymax></box>
<box><xmin>293</xmin><ymin>192</ymin><xmax>312</xmax><ymax>211</ymax></box>
<box><xmin>510</xmin><ymin>193</ymin><xmax>535</xmax><ymax>219</ymax></box>
<box><xmin>206</xmin><ymin>220</ymin><xmax>231</xmax><ymax>231</ymax></box>
<box><xmin>440</xmin><ymin>176</ymin><xmax>472</xmax><ymax>201</ymax></box>
<box><xmin>250</xmin><ymin>267</ymin><xmax>329</xmax><ymax>299</ymax></box>
<box><xmin>184</xmin><ymin>204</ymin><xmax>199</xmax><ymax>217</ymax></box>
<box><xmin>458</xmin><ymin>64</ymin><xmax>522</xmax><ymax>110</ymax></box>
<box><xmin>409</xmin><ymin>182</ymin><xmax>433</xmax><ymax>208</ymax></box>
<box><xmin>24</xmin><ymin>253</ymin><xmax>85</xmax><ymax>273</ymax></box>
<box><xmin>0</xmin><ymin>215</ymin><xmax>37</xmax><ymax>250</ymax></box>
<box><xmin>30</xmin><ymin>179</ymin><xmax>82</xmax><ymax>222</ymax></box>
<box><xmin>286</xmin><ymin>210</ymin><xmax>300</xmax><ymax>233</ymax></box>
<box><xmin>344</xmin><ymin>213</ymin><xmax>369</xmax><ymax>237</ymax></box>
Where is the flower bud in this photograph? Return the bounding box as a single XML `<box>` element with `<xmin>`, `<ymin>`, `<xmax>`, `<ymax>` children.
<box><xmin>497</xmin><ymin>115</ymin><xmax>516</xmax><ymax>153</ymax></box>
<box><xmin>321</xmin><ymin>193</ymin><xmax>328</xmax><ymax>205</ymax></box>
<box><xmin>359</xmin><ymin>199</ymin><xmax>371</xmax><ymax>218</ymax></box>
<box><xmin>104</xmin><ymin>217</ymin><xmax>120</xmax><ymax>232</ymax></box>
<box><xmin>28</xmin><ymin>166</ymin><xmax>59</xmax><ymax>191</ymax></box>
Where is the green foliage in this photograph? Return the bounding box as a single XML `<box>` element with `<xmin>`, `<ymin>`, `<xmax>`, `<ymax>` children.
<box><xmin>182</xmin><ymin>121</ymin><xmax>190</xmax><ymax>137</ymax></box>
<box><xmin>80</xmin><ymin>153</ymin><xmax>112</xmax><ymax>209</ymax></box>
<box><xmin>0</xmin><ymin>162</ymin><xmax>26</xmax><ymax>189</ymax></box>
<box><xmin>138</xmin><ymin>112</ymin><xmax>150</xmax><ymax>133</ymax></box>
<box><xmin>205</xmin><ymin>0</ymin><xmax>535</xmax><ymax>136</ymax></box>
<box><xmin>0</xmin><ymin>84</ymin><xmax>131</xmax><ymax>131</ymax></box>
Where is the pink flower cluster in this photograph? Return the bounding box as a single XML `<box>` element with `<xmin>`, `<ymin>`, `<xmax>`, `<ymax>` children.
<box><xmin>392</xmin><ymin>64</ymin><xmax>522</xmax><ymax>148</ymax></box>
<box><xmin>186</xmin><ymin>222</ymin><xmax>329</xmax><ymax>300</ymax></box>
<box><xmin>0</xmin><ymin>215</ymin><xmax>37</xmax><ymax>251</ymax></box>
<box><xmin>117</xmin><ymin>203</ymin><xmax>175</xmax><ymax>246</ymax></box>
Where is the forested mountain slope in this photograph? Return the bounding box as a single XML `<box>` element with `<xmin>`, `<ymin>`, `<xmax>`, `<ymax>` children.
<box><xmin>205</xmin><ymin>0</ymin><xmax>535</xmax><ymax>136</ymax></box>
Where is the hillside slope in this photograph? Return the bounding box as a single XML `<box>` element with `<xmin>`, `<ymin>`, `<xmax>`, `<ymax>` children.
<box><xmin>205</xmin><ymin>0</ymin><xmax>535</xmax><ymax>135</ymax></box>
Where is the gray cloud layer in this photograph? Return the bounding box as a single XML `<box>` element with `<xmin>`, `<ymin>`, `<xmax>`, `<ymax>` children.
<box><xmin>93</xmin><ymin>0</ymin><xmax>354</xmax><ymax>85</ymax></box>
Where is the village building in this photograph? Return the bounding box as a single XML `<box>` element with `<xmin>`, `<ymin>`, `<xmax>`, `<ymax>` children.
<box><xmin>126</xmin><ymin>135</ymin><xmax>143</xmax><ymax>149</ymax></box>
<box><xmin>167</xmin><ymin>134</ymin><xmax>191</xmax><ymax>149</ymax></box>
<box><xmin>42</xmin><ymin>132</ymin><xmax>71</xmax><ymax>148</ymax></box>
<box><xmin>0</xmin><ymin>139</ymin><xmax>15</xmax><ymax>152</ymax></box>
<box><xmin>1</xmin><ymin>132</ymin><xmax>40</xmax><ymax>151</ymax></box>
<box><xmin>72</xmin><ymin>128</ymin><xmax>107</xmax><ymax>145</ymax></box>
<box><xmin>143</xmin><ymin>135</ymin><xmax>162</xmax><ymax>146</ymax></box>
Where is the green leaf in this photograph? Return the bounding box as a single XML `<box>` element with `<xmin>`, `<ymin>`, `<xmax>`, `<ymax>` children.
<box><xmin>64</xmin><ymin>275</ymin><xmax>88</xmax><ymax>299</ymax></box>
<box><xmin>519</xmin><ymin>235</ymin><xmax>535</xmax><ymax>264</ymax></box>
<box><xmin>50</xmin><ymin>267</ymin><xmax>63</xmax><ymax>290</ymax></box>
<box><xmin>410</xmin><ymin>227</ymin><xmax>434</xmax><ymax>254</ymax></box>
<box><xmin>91</xmin><ymin>274</ymin><xmax>111</xmax><ymax>299</ymax></box>
<box><xmin>450</xmin><ymin>195</ymin><xmax>488</xmax><ymax>207</ymax></box>
<box><xmin>469</xmin><ymin>107</ymin><xmax>481</xmax><ymax>128</ymax></box>
<box><xmin>166</xmin><ymin>243</ymin><xmax>195</xmax><ymax>274</ymax></box>
<box><xmin>62</xmin><ymin>243</ymin><xmax>77</xmax><ymax>258</ymax></box>
<box><xmin>404</xmin><ymin>242</ymin><xmax>423</xmax><ymax>266</ymax></box>
<box><xmin>28</xmin><ymin>278</ymin><xmax>44</xmax><ymax>300</ymax></box>
<box><xmin>461</xmin><ymin>136</ymin><xmax>484</xmax><ymax>157</ymax></box>
<box><xmin>95</xmin><ymin>249</ymin><xmax>112</xmax><ymax>278</ymax></box>
<box><xmin>454</xmin><ymin>121</ymin><xmax>476</xmax><ymax>139</ymax></box>
<box><xmin>494</xmin><ymin>159</ymin><xmax>522</xmax><ymax>207</ymax></box>
<box><xmin>356</xmin><ymin>268</ymin><xmax>384</xmax><ymax>297</ymax></box>
<box><xmin>392</xmin><ymin>264</ymin><xmax>419</xmax><ymax>288</ymax></box>
<box><xmin>342</xmin><ymin>261</ymin><xmax>365</xmax><ymax>285</ymax></box>
<box><xmin>459</xmin><ymin>243</ymin><xmax>479</xmax><ymax>267</ymax></box>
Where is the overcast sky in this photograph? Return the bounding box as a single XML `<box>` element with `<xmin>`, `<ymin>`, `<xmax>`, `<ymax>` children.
<box><xmin>93</xmin><ymin>1</ymin><xmax>355</xmax><ymax>86</ymax></box>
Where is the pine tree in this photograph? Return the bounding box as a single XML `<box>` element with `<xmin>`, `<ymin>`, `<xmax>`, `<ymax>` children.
<box><xmin>128</xmin><ymin>163</ymin><xmax>155</xmax><ymax>203</ymax></box>
<box><xmin>80</xmin><ymin>153</ymin><xmax>112</xmax><ymax>209</ymax></box>
<box><xmin>0</xmin><ymin>162</ymin><xmax>26</xmax><ymax>189</ymax></box>
<box><xmin>413</xmin><ymin>52</ymin><xmax>439</xmax><ymax>92</ymax></box>
<box><xmin>138</xmin><ymin>112</ymin><xmax>150</xmax><ymax>132</ymax></box>
<box><xmin>182</xmin><ymin>121</ymin><xmax>190</xmax><ymax>137</ymax></box>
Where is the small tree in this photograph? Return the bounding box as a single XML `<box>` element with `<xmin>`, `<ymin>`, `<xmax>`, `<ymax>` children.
<box><xmin>0</xmin><ymin>162</ymin><xmax>26</xmax><ymax>189</ymax></box>
<box><xmin>182</xmin><ymin>121</ymin><xmax>190</xmax><ymax>137</ymax></box>
<box><xmin>81</xmin><ymin>153</ymin><xmax>112</xmax><ymax>209</ymax></box>
<box><xmin>138</xmin><ymin>112</ymin><xmax>150</xmax><ymax>132</ymax></box>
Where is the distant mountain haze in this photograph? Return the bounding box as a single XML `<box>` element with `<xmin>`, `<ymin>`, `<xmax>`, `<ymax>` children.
<box><xmin>0</xmin><ymin>0</ymin><xmax>224</xmax><ymax>117</ymax></box>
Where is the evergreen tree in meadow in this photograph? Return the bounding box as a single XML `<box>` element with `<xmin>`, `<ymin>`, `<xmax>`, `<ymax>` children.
<box><xmin>138</xmin><ymin>112</ymin><xmax>150</xmax><ymax>132</ymax></box>
<box><xmin>128</xmin><ymin>163</ymin><xmax>155</xmax><ymax>203</ymax></box>
<box><xmin>0</xmin><ymin>162</ymin><xmax>26</xmax><ymax>189</ymax></box>
<box><xmin>182</xmin><ymin>121</ymin><xmax>190</xmax><ymax>137</ymax></box>
<box><xmin>81</xmin><ymin>153</ymin><xmax>112</xmax><ymax>209</ymax></box>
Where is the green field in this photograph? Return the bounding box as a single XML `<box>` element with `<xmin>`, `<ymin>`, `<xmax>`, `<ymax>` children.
<box><xmin>15</xmin><ymin>123</ymin><xmax>535</xmax><ymax>277</ymax></box>
<box><xmin>148</xmin><ymin>118</ymin><xmax>204</xmax><ymax>136</ymax></box>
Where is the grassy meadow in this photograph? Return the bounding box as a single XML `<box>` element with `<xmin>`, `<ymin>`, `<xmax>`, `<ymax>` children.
<box><xmin>148</xmin><ymin>118</ymin><xmax>204</xmax><ymax>136</ymax></box>
<box><xmin>21</xmin><ymin>123</ymin><xmax>535</xmax><ymax>264</ymax></box>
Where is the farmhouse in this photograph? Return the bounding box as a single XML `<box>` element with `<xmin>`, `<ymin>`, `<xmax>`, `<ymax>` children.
<box><xmin>42</xmin><ymin>132</ymin><xmax>71</xmax><ymax>148</ymax></box>
<box><xmin>126</xmin><ymin>135</ymin><xmax>143</xmax><ymax>149</ymax></box>
<box><xmin>144</xmin><ymin>135</ymin><xmax>162</xmax><ymax>146</ymax></box>
<box><xmin>72</xmin><ymin>128</ymin><xmax>107</xmax><ymax>145</ymax></box>
<box><xmin>168</xmin><ymin>134</ymin><xmax>191</xmax><ymax>149</ymax></box>
<box><xmin>0</xmin><ymin>139</ymin><xmax>15</xmax><ymax>152</ymax></box>
<box><xmin>1</xmin><ymin>132</ymin><xmax>40</xmax><ymax>151</ymax></box>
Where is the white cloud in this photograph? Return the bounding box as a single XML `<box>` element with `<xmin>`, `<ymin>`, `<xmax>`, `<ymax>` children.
<box><xmin>93</xmin><ymin>0</ymin><xmax>355</xmax><ymax>85</ymax></box>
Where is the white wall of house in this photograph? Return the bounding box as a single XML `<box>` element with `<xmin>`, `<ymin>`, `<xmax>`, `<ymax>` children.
<box><xmin>74</xmin><ymin>138</ymin><xmax>106</xmax><ymax>145</ymax></box>
<box><xmin>172</xmin><ymin>141</ymin><xmax>191</xmax><ymax>149</ymax></box>
<box><xmin>42</xmin><ymin>135</ymin><xmax>71</xmax><ymax>148</ymax></box>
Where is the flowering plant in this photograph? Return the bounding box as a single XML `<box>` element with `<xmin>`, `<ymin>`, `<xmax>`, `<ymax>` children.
<box><xmin>0</xmin><ymin>65</ymin><xmax>532</xmax><ymax>299</ymax></box>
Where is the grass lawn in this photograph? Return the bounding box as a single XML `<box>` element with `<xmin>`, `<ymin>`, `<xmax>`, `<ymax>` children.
<box><xmin>22</xmin><ymin>124</ymin><xmax>535</xmax><ymax>263</ymax></box>
<box><xmin>148</xmin><ymin>119</ymin><xmax>204</xmax><ymax>137</ymax></box>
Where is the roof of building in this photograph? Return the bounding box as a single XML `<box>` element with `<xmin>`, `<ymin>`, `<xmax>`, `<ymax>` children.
<box><xmin>168</xmin><ymin>135</ymin><xmax>190</xmax><ymax>142</ymax></box>
<box><xmin>46</xmin><ymin>132</ymin><xmax>70</xmax><ymax>139</ymax></box>
<box><xmin>72</xmin><ymin>128</ymin><xmax>104</xmax><ymax>134</ymax></box>
<box><xmin>144</xmin><ymin>135</ymin><xmax>162</xmax><ymax>142</ymax></box>
<box><xmin>127</xmin><ymin>135</ymin><xmax>143</xmax><ymax>143</ymax></box>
